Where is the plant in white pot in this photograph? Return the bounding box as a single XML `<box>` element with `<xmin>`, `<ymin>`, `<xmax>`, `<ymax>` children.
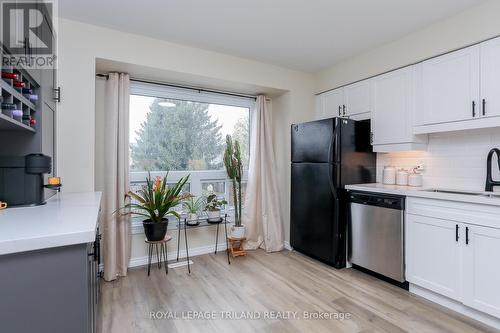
<box><xmin>205</xmin><ymin>193</ymin><xmax>227</xmax><ymax>221</ymax></box>
<box><xmin>224</xmin><ymin>135</ymin><xmax>245</xmax><ymax>238</ymax></box>
<box><xmin>183</xmin><ymin>196</ymin><xmax>206</xmax><ymax>226</ymax></box>
<box><xmin>117</xmin><ymin>173</ymin><xmax>191</xmax><ymax>241</ymax></box>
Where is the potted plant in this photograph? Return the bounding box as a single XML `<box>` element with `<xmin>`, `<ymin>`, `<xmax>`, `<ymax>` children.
<box><xmin>224</xmin><ymin>135</ymin><xmax>245</xmax><ymax>238</ymax></box>
<box><xmin>205</xmin><ymin>193</ymin><xmax>227</xmax><ymax>221</ymax></box>
<box><xmin>183</xmin><ymin>196</ymin><xmax>206</xmax><ymax>226</ymax></box>
<box><xmin>118</xmin><ymin>173</ymin><xmax>191</xmax><ymax>241</ymax></box>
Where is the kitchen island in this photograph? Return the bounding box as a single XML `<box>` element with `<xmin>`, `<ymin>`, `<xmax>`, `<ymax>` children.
<box><xmin>0</xmin><ymin>192</ymin><xmax>102</xmax><ymax>333</ymax></box>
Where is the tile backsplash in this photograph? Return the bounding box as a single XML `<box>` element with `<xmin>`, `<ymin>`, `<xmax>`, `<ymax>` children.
<box><xmin>376</xmin><ymin>128</ymin><xmax>500</xmax><ymax>191</ymax></box>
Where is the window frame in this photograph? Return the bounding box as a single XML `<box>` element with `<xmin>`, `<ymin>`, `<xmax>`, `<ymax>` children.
<box><xmin>128</xmin><ymin>81</ymin><xmax>254</xmax><ymax>232</ymax></box>
<box><xmin>130</xmin><ymin>81</ymin><xmax>256</xmax><ymax>109</ymax></box>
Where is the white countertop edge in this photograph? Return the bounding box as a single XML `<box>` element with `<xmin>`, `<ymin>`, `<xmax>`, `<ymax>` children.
<box><xmin>0</xmin><ymin>230</ymin><xmax>96</xmax><ymax>255</ymax></box>
<box><xmin>345</xmin><ymin>184</ymin><xmax>500</xmax><ymax>206</ymax></box>
<box><xmin>0</xmin><ymin>192</ymin><xmax>102</xmax><ymax>256</ymax></box>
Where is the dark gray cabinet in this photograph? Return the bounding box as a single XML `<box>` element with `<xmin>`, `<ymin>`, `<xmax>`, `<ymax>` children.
<box><xmin>0</xmin><ymin>228</ymin><xmax>100</xmax><ymax>333</ymax></box>
<box><xmin>0</xmin><ymin>0</ymin><xmax>57</xmax><ymax>198</ymax></box>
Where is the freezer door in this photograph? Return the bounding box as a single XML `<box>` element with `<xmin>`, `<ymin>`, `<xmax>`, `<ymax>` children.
<box><xmin>338</xmin><ymin>119</ymin><xmax>376</xmax><ymax>187</ymax></box>
<box><xmin>291</xmin><ymin>118</ymin><xmax>335</xmax><ymax>163</ymax></box>
<box><xmin>290</xmin><ymin>162</ymin><xmax>339</xmax><ymax>264</ymax></box>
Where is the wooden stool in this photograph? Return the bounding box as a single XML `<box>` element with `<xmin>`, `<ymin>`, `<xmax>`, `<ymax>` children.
<box><xmin>227</xmin><ymin>236</ymin><xmax>247</xmax><ymax>258</ymax></box>
<box><xmin>145</xmin><ymin>235</ymin><xmax>172</xmax><ymax>276</ymax></box>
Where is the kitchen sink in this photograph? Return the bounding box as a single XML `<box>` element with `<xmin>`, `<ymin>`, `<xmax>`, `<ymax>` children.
<box><xmin>422</xmin><ymin>188</ymin><xmax>500</xmax><ymax>198</ymax></box>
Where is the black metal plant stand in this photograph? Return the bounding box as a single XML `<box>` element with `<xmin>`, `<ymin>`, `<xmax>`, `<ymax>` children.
<box><xmin>176</xmin><ymin>213</ymin><xmax>230</xmax><ymax>273</ymax></box>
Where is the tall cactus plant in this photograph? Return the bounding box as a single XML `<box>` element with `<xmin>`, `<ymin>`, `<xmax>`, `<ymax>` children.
<box><xmin>224</xmin><ymin>135</ymin><xmax>243</xmax><ymax>227</ymax></box>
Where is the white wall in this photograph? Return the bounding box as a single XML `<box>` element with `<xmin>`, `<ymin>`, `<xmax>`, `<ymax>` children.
<box><xmin>377</xmin><ymin>129</ymin><xmax>500</xmax><ymax>191</ymax></box>
<box><xmin>313</xmin><ymin>0</ymin><xmax>500</xmax><ymax>191</ymax></box>
<box><xmin>59</xmin><ymin>0</ymin><xmax>500</xmax><ymax>265</ymax></box>
<box><xmin>59</xmin><ymin>18</ymin><xmax>314</xmax><ymax>193</ymax></box>
<box><xmin>315</xmin><ymin>0</ymin><xmax>500</xmax><ymax>93</ymax></box>
<box><xmin>58</xmin><ymin>18</ymin><xmax>315</xmax><ymax>264</ymax></box>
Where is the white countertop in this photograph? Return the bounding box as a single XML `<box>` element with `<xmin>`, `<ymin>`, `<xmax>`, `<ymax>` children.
<box><xmin>345</xmin><ymin>183</ymin><xmax>500</xmax><ymax>206</ymax></box>
<box><xmin>0</xmin><ymin>192</ymin><xmax>102</xmax><ymax>255</ymax></box>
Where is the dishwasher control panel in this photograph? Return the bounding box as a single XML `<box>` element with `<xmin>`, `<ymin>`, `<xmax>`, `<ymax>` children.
<box><xmin>349</xmin><ymin>192</ymin><xmax>404</xmax><ymax>210</ymax></box>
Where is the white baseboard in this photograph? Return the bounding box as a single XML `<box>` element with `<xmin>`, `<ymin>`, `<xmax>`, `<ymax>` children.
<box><xmin>410</xmin><ymin>284</ymin><xmax>500</xmax><ymax>330</ymax></box>
<box><xmin>101</xmin><ymin>241</ymin><xmax>288</xmax><ymax>272</ymax></box>
<box><xmin>128</xmin><ymin>242</ymin><xmax>228</xmax><ymax>268</ymax></box>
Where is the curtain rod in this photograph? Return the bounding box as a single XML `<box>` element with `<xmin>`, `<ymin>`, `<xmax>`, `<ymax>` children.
<box><xmin>96</xmin><ymin>73</ymin><xmax>258</xmax><ymax>101</ymax></box>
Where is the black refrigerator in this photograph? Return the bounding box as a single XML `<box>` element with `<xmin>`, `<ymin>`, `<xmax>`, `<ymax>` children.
<box><xmin>290</xmin><ymin>118</ymin><xmax>375</xmax><ymax>268</ymax></box>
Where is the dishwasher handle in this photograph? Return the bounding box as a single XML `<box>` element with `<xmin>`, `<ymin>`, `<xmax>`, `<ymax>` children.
<box><xmin>349</xmin><ymin>192</ymin><xmax>405</xmax><ymax>210</ymax></box>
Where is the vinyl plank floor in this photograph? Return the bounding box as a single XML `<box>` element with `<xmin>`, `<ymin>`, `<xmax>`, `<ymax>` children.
<box><xmin>97</xmin><ymin>250</ymin><xmax>496</xmax><ymax>333</ymax></box>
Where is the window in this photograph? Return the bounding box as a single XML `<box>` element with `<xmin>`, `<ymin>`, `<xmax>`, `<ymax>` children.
<box><xmin>128</xmin><ymin>81</ymin><xmax>253</xmax><ymax>223</ymax></box>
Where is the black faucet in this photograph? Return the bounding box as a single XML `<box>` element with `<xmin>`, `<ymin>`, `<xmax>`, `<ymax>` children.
<box><xmin>485</xmin><ymin>148</ymin><xmax>500</xmax><ymax>192</ymax></box>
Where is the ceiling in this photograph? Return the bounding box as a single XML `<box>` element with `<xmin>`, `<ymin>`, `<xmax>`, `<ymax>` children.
<box><xmin>60</xmin><ymin>0</ymin><xmax>486</xmax><ymax>72</ymax></box>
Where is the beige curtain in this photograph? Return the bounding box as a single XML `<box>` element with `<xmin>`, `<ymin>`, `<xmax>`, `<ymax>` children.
<box><xmin>102</xmin><ymin>73</ymin><xmax>131</xmax><ymax>281</ymax></box>
<box><xmin>243</xmin><ymin>95</ymin><xmax>284</xmax><ymax>252</ymax></box>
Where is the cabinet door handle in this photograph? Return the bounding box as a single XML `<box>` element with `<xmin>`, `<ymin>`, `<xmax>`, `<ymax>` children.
<box><xmin>54</xmin><ymin>87</ymin><xmax>61</xmax><ymax>103</ymax></box>
<box><xmin>338</xmin><ymin>106</ymin><xmax>341</xmax><ymax>116</ymax></box>
<box><xmin>465</xmin><ymin>226</ymin><xmax>469</xmax><ymax>245</ymax></box>
<box><xmin>455</xmin><ymin>224</ymin><xmax>459</xmax><ymax>242</ymax></box>
<box><xmin>472</xmin><ymin>101</ymin><xmax>476</xmax><ymax>117</ymax></box>
<box><xmin>342</xmin><ymin>104</ymin><xmax>346</xmax><ymax>116</ymax></box>
<box><xmin>482</xmin><ymin>99</ymin><xmax>486</xmax><ymax>116</ymax></box>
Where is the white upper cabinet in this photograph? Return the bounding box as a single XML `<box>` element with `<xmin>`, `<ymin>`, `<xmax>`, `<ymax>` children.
<box><xmin>316</xmin><ymin>37</ymin><xmax>500</xmax><ymax>138</ymax></box>
<box><xmin>420</xmin><ymin>45</ymin><xmax>480</xmax><ymax>126</ymax></box>
<box><xmin>415</xmin><ymin>37</ymin><xmax>500</xmax><ymax>134</ymax></box>
<box><xmin>371</xmin><ymin>66</ymin><xmax>426</xmax><ymax>152</ymax></box>
<box><xmin>315</xmin><ymin>88</ymin><xmax>343</xmax><ymax>119</ymax></box>
<box><xmin>480</xmin><ymin>37</ymin><xmax>500</xmax><ymax>119</ymax></box>
<box><xmin>344</xmin><ymin>80</ymin><xmax>371</xmax><ymax>118</ymax></box>
<box><xmin>315</xmin><ymin>81</ymin><xmax>371</xmax><ymax>121</ymax></box>
<box><xmin>315</xmin><ymin>94</ymin><xmax>324</xmax><ymax>119</ymax></box>
<box><xmin>323</xmin><ymin>88</ymin><xmax>344</xmax><ymax>118</ymax></box>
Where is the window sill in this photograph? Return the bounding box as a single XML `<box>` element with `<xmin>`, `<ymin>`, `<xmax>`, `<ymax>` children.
<box><xmin>130</xmin><ymin>213</ymin><xmax>236</xmax><ymax>235</ymax></box>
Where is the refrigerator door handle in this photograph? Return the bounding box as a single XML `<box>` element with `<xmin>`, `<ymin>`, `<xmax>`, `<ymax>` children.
<box><xmin>328</xmin><ymin>121</ymin><xmax>337</xmax><ymax>164</ymax></box>
<box><xmin>328</xmin><ymin>164</ymin><xmax>338</xmax><ymax>200</ymax></box>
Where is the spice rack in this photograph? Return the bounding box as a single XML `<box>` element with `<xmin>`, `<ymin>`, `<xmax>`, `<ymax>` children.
<box><xmin>0</xmin><ymin>64</ymin><xmax>39</xmax><ymax>132</ymax></box>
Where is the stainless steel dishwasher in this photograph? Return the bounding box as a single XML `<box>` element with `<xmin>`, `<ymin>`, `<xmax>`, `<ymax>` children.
<box><xmin>348</xmin><ymin>191</ymin><xmax>405</xmax><ymax>283</ymax></box>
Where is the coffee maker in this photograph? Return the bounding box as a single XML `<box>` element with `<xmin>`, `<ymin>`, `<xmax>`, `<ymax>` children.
<box><xmin>0</xmin><ymin>154</ymin><xmax>52</xmax><ymax>206</ymax></box>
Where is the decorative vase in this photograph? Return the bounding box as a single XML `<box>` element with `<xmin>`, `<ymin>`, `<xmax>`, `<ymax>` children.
<box><xmin>187</xmin><ymin>213</ymin><xmax>199</xmax><ymax>226</ymax></box>
<box><xmin>207</xmin><ymin>209</ymin><xmax>221</xmax><ymax>221</ymax></box>
<box><xmin>231</xmin><ymin>224</ymin><xmax>246</xmax><ymax>238</ymax></box>
<box><xmin>143</xmin><ymin>218</ymin><xmax>168</xmax><ymax>241</ymax></box>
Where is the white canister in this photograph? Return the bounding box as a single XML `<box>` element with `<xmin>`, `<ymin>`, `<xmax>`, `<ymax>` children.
<box><xmin>382</xmin><ymin>166</ymin><xmax>396</xmax><ymax>185</ymax></box>
<box><xmin>396</xmin><ymin>169</ymin><xmax>409</xmax><ymax>186</ymax></box>
<box><xmin>408</xmin><ymin>172</ymin><xmax>423</xmax><ymax>187</ymax></box>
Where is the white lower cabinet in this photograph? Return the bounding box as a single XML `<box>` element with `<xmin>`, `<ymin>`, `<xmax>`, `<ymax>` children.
<box><xmin>462</xmin><ymin>224</ymin><xmax>500</xmax><ymax>318</ymax></box>
<box><xmin>406</xmin><ymin>214</ymin><xmax>461</xmax><ymax>301</ymax></box>
<box><xmin>406</xmin><ymin>197</ymin><xmax>500</xmax><ymax>321</ymax></box>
